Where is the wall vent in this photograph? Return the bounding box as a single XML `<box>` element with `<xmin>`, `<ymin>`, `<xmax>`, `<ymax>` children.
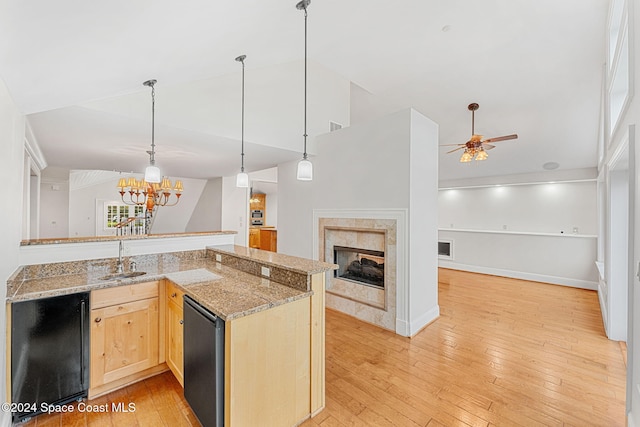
<box><xmin>438</xmin><ymin>240</ymin><xmax>453</xmax><ymax>259</ymax></box>
<box><xmin>329</xmin><ymin>121</ymin><xmax>343</xmax><ymax>132</ymax></box>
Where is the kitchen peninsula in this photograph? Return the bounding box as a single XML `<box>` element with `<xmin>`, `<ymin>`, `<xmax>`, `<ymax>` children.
<box><xmin>7</xmin><ymin>232</ymin><xmax>336</xmax><ymax>426</ymax></box>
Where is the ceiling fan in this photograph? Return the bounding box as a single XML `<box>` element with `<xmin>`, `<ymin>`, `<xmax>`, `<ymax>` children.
<box><xmin>442</xmin><ymin>103</ymin><xmax>518</xmax><ymax>162</ymax></box>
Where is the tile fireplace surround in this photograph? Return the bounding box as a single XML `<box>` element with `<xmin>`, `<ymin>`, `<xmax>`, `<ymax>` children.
<box><xmin>318</xmin><ymin>217</ymin><xmax>397</xmax><ymax>331</ymax></box>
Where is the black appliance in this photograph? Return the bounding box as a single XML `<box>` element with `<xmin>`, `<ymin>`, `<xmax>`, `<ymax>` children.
<box><xmin>183</xmin><ymin>296</ymin><xmax>225</xmax><ymax>427</ymax></box>
<box><xmin>11</xmin><ymin>292</ymin><xmax>90</xmax><ymax>423</ymax></box>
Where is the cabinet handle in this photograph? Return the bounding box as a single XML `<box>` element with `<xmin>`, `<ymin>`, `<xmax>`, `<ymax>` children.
<box><xmin>179</xmin><ymin>319</ymin><xmax>184</xmax><ymax>325</ymax></box>
<box><xmin>95</xmin><ymin>317</ymin><xmax>102</xmax><ymax>323</ymax></box>
<box><xmin>171</xmin><ymin>293</ymin><xmax>177</xmax><ymax>298</ymax></box>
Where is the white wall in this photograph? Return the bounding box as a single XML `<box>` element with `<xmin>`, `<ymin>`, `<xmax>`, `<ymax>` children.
<box><xmin>221</xmin><ymin>176</ymin><xmax>249</xmax><ymax>246</ymax></box>
<box><xmin>68</xmin><ymin>171</ymin><xmax>206</xmax><ymax>237</ymax></box>
<box><xmin>82</xmin><ymin>61</ymin><xmax>351</xmax><ymax>156</ymax></box>
<box><xmin>439</xmin><ymin>181</ymin><xmax>597</xmax><ymax>234</ymax></box>
<box><xmin>185</xmin><ymin>178</ymin><xmax>223</xmax><ymax>232</ymax></box>
<box><xmin>39</xmin><ymin>180</ymin><xmax>69</xmax><ymax>238</ymax></box>
<box><xmin>438</xmin><ymin>180</ymin><xmax>599</xmax><ymax>289</ymax></box>
<box><xmin>0</xmin><ymin>77</ymin><xmax>25</xmax><ymax>427</ymax></box>
<box><xmin>408</xmin><ymin>110</ymin><xmax>439</xmax><ymax>333</ymax></box>
<box><xmin>278</xmin><ymin>109</ymin><xmax>411</xmax><ymax>258</ymax></box>
<box><xmin>601</xmin><ymin>0</ymin><xmax>639</xmax><ymax>421</ymax></box>
<box><xmin>349</xmin><ymin>82</ymin><xmax>401</xmax><ymax>126</ymax></box>
<box><xmin>278</xmin><ymin>108</ymin><xmax>439</xmax><ymax>335</ymax></box>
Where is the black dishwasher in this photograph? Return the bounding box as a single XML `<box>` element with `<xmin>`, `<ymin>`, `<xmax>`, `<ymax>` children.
<box><xmin>11</xmin><ymin>292</ymin><xmax>90</xmax><ymax>423</ymax></box>
<box><xmin>183</xmin><ymin>296</ymin><xmax>225</xmax><ymax>427</ymax></box>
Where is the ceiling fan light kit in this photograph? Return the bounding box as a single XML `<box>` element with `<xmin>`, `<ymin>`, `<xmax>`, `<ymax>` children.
<box><xmin>442</xmin><ymin>103</ymin><xmax>518</xmax><ymax>163</ymax></box>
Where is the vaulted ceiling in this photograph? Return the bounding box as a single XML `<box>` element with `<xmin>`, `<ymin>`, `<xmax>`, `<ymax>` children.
<box><xmin>0</xmin><ymin>0</ymin><xmax>608</xmax><ymax>182</ymax></box>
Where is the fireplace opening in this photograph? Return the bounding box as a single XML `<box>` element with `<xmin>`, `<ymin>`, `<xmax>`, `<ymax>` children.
<box><xmin>333</xmin><ymin>245</ymin><xmax>384</xmax><ymax>289</ymax></box>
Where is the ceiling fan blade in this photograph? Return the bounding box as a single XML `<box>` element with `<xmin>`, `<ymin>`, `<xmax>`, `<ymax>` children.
<box><xmin>440</xmin><ymin>143</ymin><xmax>467</xmax><ymax>146</ymax></box>
<box><xmin>483</xmin><ymin>134</ymin><xmax>518</xmax><ymax>143</ymax></box>
<box><xmin>483</xmin><ymin>144</ymin><xmax>496</xmax><ymax>150</ymax></box>
<box><xmin>446</xmin><ymin>146</ymin><xmax>466</xmax><ymax>154</ymax></box>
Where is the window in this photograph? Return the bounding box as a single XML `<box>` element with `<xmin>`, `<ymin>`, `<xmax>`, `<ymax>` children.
<box><xmin>104</xmin><ymin>203</ymin><xmax>144</xmax><ymax>230</ymax></box>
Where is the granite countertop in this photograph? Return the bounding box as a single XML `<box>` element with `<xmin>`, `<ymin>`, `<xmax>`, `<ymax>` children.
<box><xmin>208</xmin><ymin>245</ymin><xmax>337</xmax><ymax>275</ymax></box>
<box><xmin>20</xmin><ymin>231</ymin><xmax>236</xmax><ymax>246</ymax></box>
<box><xmin>7</xmin><ymin>252</ymin><xmax>312</xmax><ymax>321</ymax></box>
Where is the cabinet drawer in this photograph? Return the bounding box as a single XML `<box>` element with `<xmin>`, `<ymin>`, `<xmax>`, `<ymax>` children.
<box><xmin>92</xmin><ymin>281</ymin><xmax>159</xmax><ymax>309</ymax></box>
<box><xmin>166</xmin><ymin>281</ymin><xmax>185</xmax><ymax>306</ymax></box>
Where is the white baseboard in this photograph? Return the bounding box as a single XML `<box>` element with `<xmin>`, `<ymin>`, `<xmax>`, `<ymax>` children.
<box><xmin>395</xmin><ymin>319</ymin><xmax>409</xmax><ymax>336</ymax></box>
<box><xmin>629</xmin><ymin>412</ymin><xmax>637</xmax><ymax>427</ymax></box>
<box><xmin>598</xmin><ymin>284</ymin><xmax>609</xmax><ymax>336</ymax></box>
<box><xmin>438</xmin><ymin>261</ymin><xmax>598</xmax><ymax>291</ymax></box>
<box><xmin>396</xmin><ymin>305</ymin><xmax>440</xmax><ymax>337</ymax></box>
<box><xmin>410</xmin><ymin>305</ymin><xmax>440</xmax><ymax>337</ymax></box>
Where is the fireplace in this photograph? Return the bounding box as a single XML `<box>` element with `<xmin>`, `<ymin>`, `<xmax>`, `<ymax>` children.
<box><xmin>333</xmin><ymin>246</ymin><xmax>385</xmax><ymax>289</ymax></box>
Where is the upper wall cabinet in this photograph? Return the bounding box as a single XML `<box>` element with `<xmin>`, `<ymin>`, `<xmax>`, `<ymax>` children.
<box><xmin>607</xmin><ymin>0</ymin><xmax>632</xmax><ymax>139</ymax></box>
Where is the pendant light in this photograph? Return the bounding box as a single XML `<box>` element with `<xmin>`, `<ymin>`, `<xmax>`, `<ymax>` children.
<box><xmin>296</xmin><ymin>0</ymin><xmax>313</xmax><ymax>181</ymax></box>
<box><xmin>236</xmin><ymin>55</ymin><xmax>249</xmax><ymax>188</ymax></box>
<box><xmin>143</xmin><ymin>79</ymin><xmax>161</xmax><ymax>183</ymax></box>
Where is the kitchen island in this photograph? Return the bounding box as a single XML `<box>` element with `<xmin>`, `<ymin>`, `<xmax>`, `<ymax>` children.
<box><xmin>6</xmin><ymin>242</ymin><xmax>336</xmax><ymax>426</ymax></box>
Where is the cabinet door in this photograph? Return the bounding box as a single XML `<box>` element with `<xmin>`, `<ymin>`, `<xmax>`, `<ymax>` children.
<box><xmin>166</xmin><ymin>286</ymin><xmax>184</xmax><ymax>386</ymax></box>
<box><xmin>90</xmin><ymin>297</ymin><xmax>159</xmax><ymax>387</ymax></box>
<box><xmin>249</xmin><ymin>228</ymin><xmax>261</xmax><ymax>249</ymax></box>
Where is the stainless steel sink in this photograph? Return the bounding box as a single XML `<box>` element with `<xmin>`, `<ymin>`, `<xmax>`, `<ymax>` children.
<box><xmin>99</xmin><ymin>271</ymin><xmax>147</xmax><ymax>281</ymax></box>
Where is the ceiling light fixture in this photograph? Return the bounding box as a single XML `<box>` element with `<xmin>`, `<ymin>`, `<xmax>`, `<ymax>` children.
<box><xmin>143</xmin><ymin>79</ymin><xmax>161</xmax><ymax>183</ymax></box>
<box><xmin>296</xmin><ymin>0</ymin><xmax>313</xmax><ymax>181</ymax></box>
<box><xmin>235</xmin><ymin>54</ymin><xmax>249</xmax><ymax>188</ymax></box>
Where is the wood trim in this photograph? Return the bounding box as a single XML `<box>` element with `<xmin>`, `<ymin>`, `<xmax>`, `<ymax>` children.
<box><xmin>158</xmin><ymin>280</ymin><xmax>166</xmax><ymax>364</ymax></box>
<box><xmin>91</xmin><ymin>281</ymin><xmax>159</xmax><ymax>309</ymax></box>
<box><xmin>226</xmin><ymin>298</ymin><xmax>310</xmax><ymax>426</ymax></box>
<box><xmin>5</xmin><ymin>303</ymin><xmax>11</xmax><ymax>405</ymax></box>
<box><xmin>309</xmin><ymin>272</ymin><xmax>325</xmax><ymax>414</ymax></box>
<box><xmin>88</xmin><ymin>363</ymin><xmax>169</xmax><ymax>400</ymax></box>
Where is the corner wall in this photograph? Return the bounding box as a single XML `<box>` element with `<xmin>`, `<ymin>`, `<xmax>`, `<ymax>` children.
<box><xmin>186</xmin><ymin>178</ymin><xmax>223</xmax><ymax>232</ymax></box>
<box><xmin>278</xmin><ymin>108</ymin><xmax>439</xmax><ymax>336</ymax></box>
<box><xmin>0</xmin><ymin>77</ymin><xmax>26</xmax><ymax>427</ymax></box>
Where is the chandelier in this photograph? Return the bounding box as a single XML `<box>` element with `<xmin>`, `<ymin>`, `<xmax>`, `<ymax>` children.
<box><xmin>117</xmin><ymin>176</ymin><xmax>183</xmax><ymax>212</ymax></box>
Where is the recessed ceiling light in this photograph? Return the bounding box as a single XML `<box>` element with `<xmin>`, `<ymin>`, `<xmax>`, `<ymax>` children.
<box><xmin>441</xmin><ymin>25</ymin><xmax>451</xmax><ymax>32</ymax></box>
<box><xmin>543</xmin><ymin>162</ymin><xmax>559</xmax><ymax>170</ymax></box>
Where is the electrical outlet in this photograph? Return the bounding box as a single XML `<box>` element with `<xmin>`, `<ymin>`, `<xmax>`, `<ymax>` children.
<box><xmin>215</xmin><ymin>254</ymin><xmax>222</xmax><ymax>262</ymax></box>
<box><xmin>261</xmin><ymin>266</ymin><xmax>270</xmax><ymax>277</ymax></box>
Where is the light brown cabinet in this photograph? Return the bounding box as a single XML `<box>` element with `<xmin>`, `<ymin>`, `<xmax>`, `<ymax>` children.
<box><xmin>249</xmin><ymin>227</ymin><xmax>261</xmax><ymax>249</ymax></box>
<box><xmin>249</xmin><ymin>193</ymin><xmax>266</xmax><ymax>212</ymax></box>
<box><xmin>259</xmin><ymin>228</ymin><xmax>277</xmax><ymax>252</ymax></box>
<box><xmin>89</xmin><ymin>281</ymin><xmax>163</xmax><ymax>398</ymax></box>
<box><xmin>165</xmin><ymin>281</ymin><xmax>184</xmax><ymax>386</ymax></box>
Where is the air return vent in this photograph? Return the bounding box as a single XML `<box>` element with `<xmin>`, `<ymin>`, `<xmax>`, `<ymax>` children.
<box><xmin>438</xmin><ymin>240</ymin><xmax>453</xmax><ymax>259</ymax></box>
<box><xmin>329</xmin><ymin>121</ymin><xmax>343</xmax><ymax>132</ymax></box>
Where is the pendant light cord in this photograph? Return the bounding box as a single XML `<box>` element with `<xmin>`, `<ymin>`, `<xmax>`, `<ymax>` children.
<box><xmin>303</xmin><ymin>5</ymin><xmax>308</xmax><ymax>160</ymax></box>
<box><xmin>241</xmin><ymin>58</ymin><xmax>245</xmax><ymax>172</ymax></box>
<box><xmin>150</xmin><ymin>82</ymin><xmax>156</xmax><ymax>166</ymax></box>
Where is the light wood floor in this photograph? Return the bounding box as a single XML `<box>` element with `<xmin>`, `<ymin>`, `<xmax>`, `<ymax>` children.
<box><xmin>302</xmin><ymin>269</ymin><xmax>627</xmax><ymax>427</ymax></box>
<box><xmin>19</xmin><ymin>269</ymin><xmax>626</xmax><ymax>426</ymax></box>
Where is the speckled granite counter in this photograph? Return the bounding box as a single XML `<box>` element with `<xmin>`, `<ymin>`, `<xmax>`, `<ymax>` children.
<box><xmin>7</xmin><ymin>247</ymin><xmax>336</xmax><ymax>321</ymax></box>
<box><xmin>20</xmin><ymin>231</ymin><xmax>236</xmax><ymax>246</ymax></box>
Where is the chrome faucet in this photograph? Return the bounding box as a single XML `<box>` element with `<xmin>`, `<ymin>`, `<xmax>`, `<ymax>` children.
<box><xmin>116</xmin><ymin>240</ymin><xmax>124</xmax><ymax>274</ymax></box>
